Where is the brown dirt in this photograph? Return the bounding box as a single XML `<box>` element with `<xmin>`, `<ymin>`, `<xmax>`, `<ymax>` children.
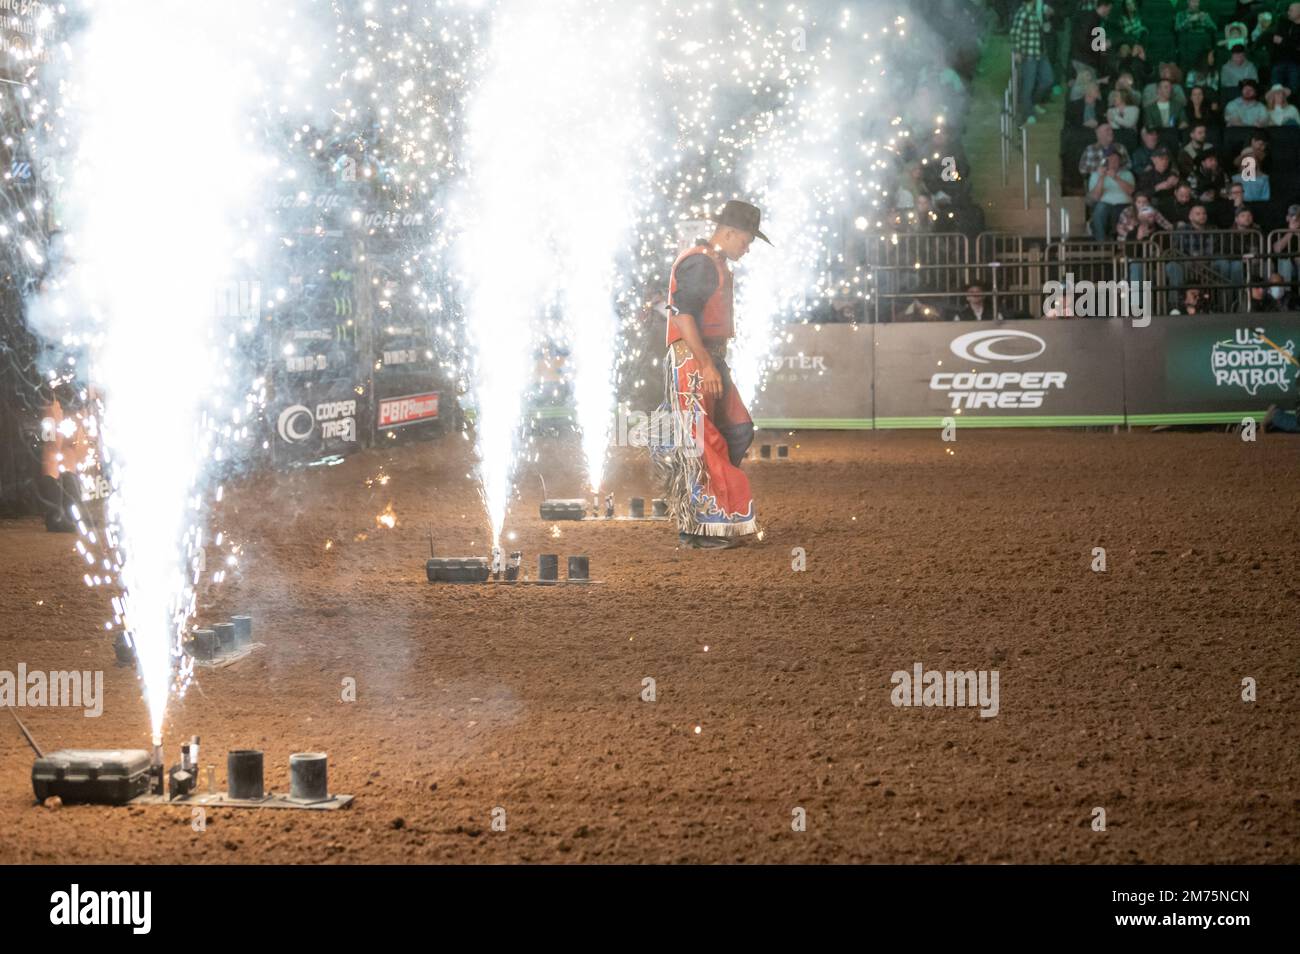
<box><xmin>1</xmin><ymin>429</ymin><xmax>1297</xmax><ymax>863</ymax></box>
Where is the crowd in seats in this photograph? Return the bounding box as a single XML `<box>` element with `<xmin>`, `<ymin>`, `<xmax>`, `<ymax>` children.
<box><xmin>878</xmin><ymin>1</ymin><xmax>999</xmax><ymax>245</ymax></box>
<box><xmin>862</xmin><ymin>1</ymin><xmax>1300</xmax><ymax>321</ymax></box>
<box><xmin>1048</xmin><ymin>0</ymin><xmax>1300</xmax><ymax>308</ymax></box>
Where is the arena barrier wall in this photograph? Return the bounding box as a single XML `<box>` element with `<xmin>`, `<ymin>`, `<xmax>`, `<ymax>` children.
<box><xmin>749</xmin><ymin>315</ymin><xmax>1300</xmax><ymax>429</ymax></box>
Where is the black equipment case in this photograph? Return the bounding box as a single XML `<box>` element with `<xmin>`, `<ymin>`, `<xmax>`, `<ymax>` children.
<box><xmin>425</xmin><ymin>557</ymin><xmax>491</xmax><ymax>583</ymax></box>
<box><xmin>539</xmin><ymin>499</ymin><xmax>587</xmax><ymax>521</ymax></box>
<box><xmin>32</xmin><ymin>749</ymin><xmax>152</xmax><ymax>805</ymax></box>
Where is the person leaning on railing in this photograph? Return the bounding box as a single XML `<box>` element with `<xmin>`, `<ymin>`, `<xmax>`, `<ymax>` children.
<box><xmin>1270</xmin><ymin>204</ymin><xmax>1300</xmax><ymax>283</ymax></box>
<box><xmin>1164</xmin><ymin>205</ymin><xmax>1216</xmax><ymax>310</ymax></box>
<box><xmin>1168</xmin><ymin>286</ymin><xmax>1207</xmax><ymax>316</ymax></box>
<box><xmin>1246</xmin><ymin>272</ymin><xmax>1292</xmax><ymax>312</ymax></box>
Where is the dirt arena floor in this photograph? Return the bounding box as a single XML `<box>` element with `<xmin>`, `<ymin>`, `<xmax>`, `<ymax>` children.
<box><xmin>1</xmin><ymin>428</ymin><xmax>1297</xmax><ymax>864</ymax></box>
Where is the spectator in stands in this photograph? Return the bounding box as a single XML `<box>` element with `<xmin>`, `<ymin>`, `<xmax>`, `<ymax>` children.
<box><xmin>1088</xmin><ymin>149</ymin><xmax>1137</xmax><ymax>240</ymax></box>
<box><xmin>912</xmin><ymin>194</ymin><xmax>940</xmax><ymax>232</ymax></box>
<box><xmin>1168</xmin><ymin>286</ymin><xmax>1206</xmax><ymax>314</ymax></box>
<box><xmin>1247</xmin><ymin>271</ymin><xmax>1290</xmax><ymax>311</ymax></box>
<box><xmin>1079</xmin><ymin>122</ymin><xmax>1130</xmax><ymax>176</ymax></box>
<box><xmin>1179</xmin><ymin>123</ymin><xmax>1215</xmax><ymax>174</ymax></box>
<box><xmin>1142</xmin><ymin>79</ymin><xmax>1187</xmax><ymax>128</ymax></box>
<box><xmin>1232</xmin><ymin>132</ymin><xmax>1271</xmax><ymax>200</ymax></box>
<box><xmin>955</xmin><ymin>282</ymin><xmax>998</xmax><ymax>321</ymax></box>
<box><xmin>1185</xmin><ymin>85</ymin><xmax>1222</xmax><ymax>127</ymax></box>
<box><xmin>894</xmin><ymin>161</ymin><xmax>928</xmax><ymax>209</ymax></box>
<box><xmin>1225</xmin><ymin>79</ymin><xmax>1268</xmax><ymax>126</ymax></box>
<box><xmin>1068</xmin><ymin>81</ymin><xmax>1105</xmax><ymax>127</ymax></box>
<box><xmin>1270</xmin><ymin>204</ymin><xmax>1300</xmax><ymax>281</ymax></box>
<box><xmin>1116</xmin><ymin>44</ymin><xmax>1150</xmax><ymax>89</ymax></box>
<box><xmin>1185</xmin><ymin>51</ymin><xmax>1221</xmax><ymax>94</ymax></box>
<box><xmin>1116</xmin><ymin>192</ymin><xmax>1174</xmax><ymax>239</ymax></box>
<box><xmin>1119</xmin><ymin>1</ymin><xmax>1147</xmax><ymax>46</ymax></box>
<box><xmin>1271</xmin><ymin>3</ymin><xmax>1300</xmax><ymax>95</ymax></box>
<box><xmin>1114</xmin><ymin>70</ymin><xmax>1138</xmax><ymax>97</ymax></box>
<box><xmin>1130</xmin><ymin>126</ymin><xmax>1162</xmax><ymax>172</ymax></box>
<box><xmin>1218</xmin><ymin>207</ymin><xmax>1258</xmax><ymax>296</ymax></box>
<box><xmin>1176</xmin><ymin>0</ymin><xmax>1218</xmax><ymax>72</ymax></box>
<box><xmin>1165</xmin><ymin>205</ymin><xmax>1217</xmax><ymax>308</ymax></box>
<box><xmin>1217</xmin><ymin>180</ymin><xmax>1249</xmax><ymax>226</ymax></box>
<box><xmin>1254</xmin><ymin>12</ymin><xmax>1274</xmax><ymax>47</ymax></box>
<box><xmin>1265</xmin><ymin>83</ymin><xmax>1300</xmax><ymax>124</ymax></box>
<box><xmin>1011</xmin><ymin>0</ymin><xmax>1054</xmax><ymax>125</ymax></box>
<box><xmin>1142</xmin><ymin>63</ymin><xmax>1187</xmax><ymax>111</ymax></box>
<box><xmin>1106</xmin><ymin>87</ymin><xmax>1140</xmax><ymax>130</ymax></box>
<box><xmin>1266</xmin><ymin>272</ymin><xmax>1294</xmax><ymax>309</ymax></box>
<box><xmin>1188</xmin><ymin>151</ymin><xmax>1228</xmax><ymax>203</ymax></box>
<box><xmin>1221</xmin><ymin>41</ymin><xmax>1260</xmax><ymax>88</ymax></box>
<box><xmin>1163</xmin><ymin>181</ymin><xmax>1197</xmax><ymax>224</ymax></box>
<box><xmin>1137</xmin><ymin>148</ymin><xmax>1181</xmax><ymax>198</ymax></box>
<box><xmin>1072</xmin><ymin>0</ymin><xmax>1115</xmax><ymax>86</ymax></box>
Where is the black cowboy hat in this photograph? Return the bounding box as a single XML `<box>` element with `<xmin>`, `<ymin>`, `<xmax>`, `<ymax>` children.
<box><xmin>711</xmin><ymin>199</ymin><xmax>772</xmax><ymax>245</ymax></box>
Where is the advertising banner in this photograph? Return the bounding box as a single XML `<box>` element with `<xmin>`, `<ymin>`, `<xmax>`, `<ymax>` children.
<box><xmin>750</xmin><ymin>324</ymin><xmax>872</xmax><ymax>428</ymax></box>
<box><xmin>1124</xmin><ymin>315</ymin><xmax>1300</xmax><ymax>425</ymax></box>
<box><xmin>270</xmin><ymin>379</ymin><xmax>365</xmax><ymax>462</ymax></box>
<box><xmin>873</xmin><ymin>319</ymin><xmax>1127</xmax><ymax>427</ymax></box>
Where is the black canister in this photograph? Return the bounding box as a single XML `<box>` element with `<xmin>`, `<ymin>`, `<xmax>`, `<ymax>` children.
<box><xmin>213</xmin><ymin>622</ymin><xmax>236</xmax><ymax>652</ymax></box>
<box><xmin>567</xmin><ymin>556</ymin><xmax>590</xmax><ymax>581</ymax></box>
<box><xmin>630</xmin><ymin>497</ymin><xmax>645</xmax><ymax>518</ymax></box>
<box><xmin>230</xmin><ymin>615</ymin><xmax>253</xmax><ymax>646</ymax></box>
<box><xmin>227</xmin><ymin>750</ymin><xmax>264</xmax><ymax>800</ymax></box>
<box><xmin>538</xmin><ymin>554</ymin><xmax>559</xmax><ymax>582</ymax></box>
<box><xmin>652</xmin><ymin>498</ymin><xmax>668</xmax><ymax>518</ymax></box>
<box><xmin>289</xmin><ymin>752</ymin><xmax>329</xmax><ymax>801</ymax></box>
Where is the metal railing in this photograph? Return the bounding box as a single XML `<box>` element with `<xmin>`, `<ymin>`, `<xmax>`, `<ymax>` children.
<box><xmin>867</xmin><ymin>245</ymin><xmax>1283</xmax><ymax>321</ymax></box>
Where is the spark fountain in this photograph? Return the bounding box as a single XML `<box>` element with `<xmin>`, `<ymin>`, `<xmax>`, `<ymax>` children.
<box><xmin>455</xmin><ymin>0</ymin><xmax>651</xmax><ymax>545</ymax></box>
<box><xmin>29</xmin><ymin>0</ymin><xmax>318</xmax><ymax>751</ymax></box>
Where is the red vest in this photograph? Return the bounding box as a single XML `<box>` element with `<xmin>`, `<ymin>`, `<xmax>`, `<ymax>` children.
<box><xmin>666</xmin><ymin>245</ymin><xmax>733</xmax><ymax>346</ymax></box>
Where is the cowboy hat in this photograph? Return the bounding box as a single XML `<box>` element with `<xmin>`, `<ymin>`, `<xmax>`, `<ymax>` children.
<box><xmin>711</xmin><ymin>199</ymin><xmax>772</xmax><ymax>245</ymax></box>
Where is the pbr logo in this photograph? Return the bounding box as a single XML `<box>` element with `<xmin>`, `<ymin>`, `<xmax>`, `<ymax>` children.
<box><xmin>378</xmin><ymin>392</ymin><xmax>439</xmax><ymax>429</ymax></box>
<box><xmin>1210</xmin><ymin>328</ymin><xmax>1294</xmax><ymax>396</ymax></box>
<box><xmin>932</xmin><ymin>329</ymin><xmax>1066</xmax><ymax>410</ymax></box>
<box><xmin>277</xmin><ymin>400</ymin><xmax>357</xmax><ymax>445</ymax></box>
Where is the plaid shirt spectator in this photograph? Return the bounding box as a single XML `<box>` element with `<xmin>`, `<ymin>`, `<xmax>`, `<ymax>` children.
<box><xmin>1115</xmin><ymin>203</ymin><xmax>1173</xmax><ymax>239</ymax></box>
<box><xmin>1174</xmin><ymin>9</ymin><xmax>1216</xmax><ymax>34</ymax></box>
<box><xmin>1079</xmin><ymin>140</ymin><xmax>1130</xmax><ymax>175</ymax></box>
<box><xmin>1011</xmin><ymin>1</ymin><xmax>1049</xmax><ymax>59</ymax></box>
<box><xmin>1172</xmin><ymin>220</ymin><xmax>1216</xmax><ymax>256</ymax></box>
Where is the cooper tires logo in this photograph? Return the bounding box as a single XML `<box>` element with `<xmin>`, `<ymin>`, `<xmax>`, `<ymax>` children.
<box><xmin>277</xmin><ymin>404</ymin><xmax>314</xmax><ymax>443</ymax></box>
<box><xmin>950</xmin><ymin>329</ymin><xmax>1046</xmax><ymax>364</ymax></box>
